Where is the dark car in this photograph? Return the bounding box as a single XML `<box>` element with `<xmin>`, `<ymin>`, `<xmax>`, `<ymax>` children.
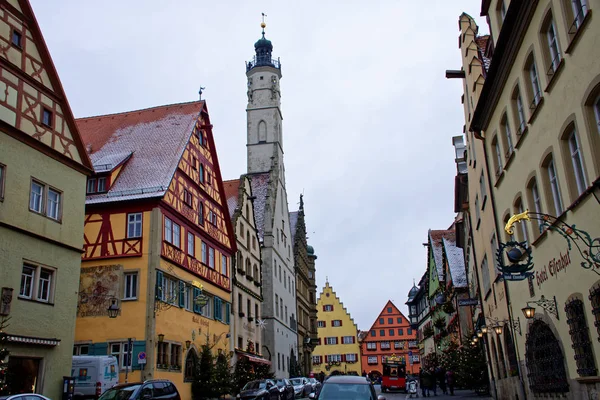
<box><xmin>238</xmin><ymin>380</ymin><xmax>280</xmax><ymax>400</ymax></box>
<box><xmin>289</xmin><ymin>378</ymin><xmax>312</xmax><ymax>398</ymax></box>
<box><xmin>274</xmin><ymin>379</ymin><xmax>294</xmax><ymax>400</ymax></box>
<box><xmin>99</xmin><ymin>380</ymin><xmax>180</xmax><ymax>400</ymax></box>
<box><xmin>308</xmin><ymin>376</ymin><xmax>385</xmax><ymax>400</ymax></box>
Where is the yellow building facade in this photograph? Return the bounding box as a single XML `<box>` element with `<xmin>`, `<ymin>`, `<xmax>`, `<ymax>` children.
<box><xmin>73</xmin><ymin>101</ymin><xmax>235</xmax><ymax>400</ymax></box>
<box><xmin>312</xmin><ymin>282</ymin><xmax>362</xmax><ymax>376</ymax></box>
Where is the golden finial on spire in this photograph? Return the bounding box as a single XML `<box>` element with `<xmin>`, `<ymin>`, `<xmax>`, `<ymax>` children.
<box><xmin>261</xmin><ymin>13</ymin><xmax>267</xmax><ymax>32</ymax></box>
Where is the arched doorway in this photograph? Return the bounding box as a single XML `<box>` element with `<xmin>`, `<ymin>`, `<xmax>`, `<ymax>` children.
<box><xmin>525</xmin><ymin>319</ymin><xmax>569</xmax><ymax>394</ymax></box>
<box><xmin>184</xmin><ymin>349</ymin><xmax>198</xmax><ymax>382</ymax></box>
<box><xmin>504</xmin><ymin>329</ymin><xmax>519</xmax><ymax>377</ymax></box>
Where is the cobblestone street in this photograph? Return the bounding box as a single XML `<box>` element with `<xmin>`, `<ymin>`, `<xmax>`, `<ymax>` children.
<box><xmin>374</xmin><ymin>385</ymin><xmax>492</xmax><ymax>400</ymax></box>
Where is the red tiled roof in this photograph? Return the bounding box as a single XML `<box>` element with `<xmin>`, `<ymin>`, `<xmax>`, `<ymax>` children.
<box><xmin>76</xmin><ymin>101</ymin><xmax>204</xmax><ymax>204</ymax></box>
<box><xmin>474</xmin><ymin>35</ymin><xmax>491</xmax><ymax>72</ymax></box>
<box><xmin>223</xmin><ymin>179</ymin><xmax>241</xmax><ymax>218</ymax></box>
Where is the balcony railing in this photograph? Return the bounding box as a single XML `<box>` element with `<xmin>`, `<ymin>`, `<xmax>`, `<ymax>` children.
<box><xmin>246</xmin><ymin>55</ymin><xmax>281</xmax><ymax>72</ymax></box>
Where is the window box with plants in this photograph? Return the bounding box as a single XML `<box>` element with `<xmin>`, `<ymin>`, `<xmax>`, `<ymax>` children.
<box><xmin>423</xmin><ymin>326</ymin><xmax>434</xmax><ymax>338</ymax></box>
<box><xmin>433</xmin><ymin>316</ymin><xmax>446</xmax><ymax>329</ymax></box>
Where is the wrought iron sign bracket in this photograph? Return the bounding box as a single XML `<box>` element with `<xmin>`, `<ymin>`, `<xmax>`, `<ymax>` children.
<box><xmin>526</xmin><ymin>295</ymin><xmax>559</xmax><ymax>321</ymax></box>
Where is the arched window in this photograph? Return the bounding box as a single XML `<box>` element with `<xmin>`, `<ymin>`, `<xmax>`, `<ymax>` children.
<box><xmin>198</xmin><ymin>202</ymin><xmax>204</xmax><ymax>226</ymax></box>
<box><xmin>526</xmin><ymin>176</ymin><xmax>543</xmax><ymax>235</ymax></box>
<box><xmin>560</xmin><ymin>123</ymin><xmax>588</xmax><ymax>200</ymax></box>
<box><xmin>524</xmin><ymin>53</ymin><xmax>542</xmax><ymax>110</ymax></box>
<box><xmin>582</xmin><ymin>82</ymin><xmax>600</xmax><ymax>177</ymax></box>
<box><xmin>246</xmin><ymin>258</ymin><xmax>252</xmax><ymax>276</ymax></box>
<box><xmin>491</xmin><ymin>135</ymin><xmax>503</xmax><ymax>178</ymax></box>
<box><xmin>254</xmin><ymin>264</ymin><xmax>259</xmax><ymax>282</ymax></box>
<box><xmin>512</xmin><ymin>85</ymin><xmax>527</xmax><ymax>136</ymax></box>
<box><xmin>246</xmin><ymin>231</ymin><xmax>250</xmax><ymax>250</ymax></box>
<box><xmin>541</xmin><ymin>154</ymin><xmax>564</xmax><ymax>216</ymax></box>
<box><xmin>258</xmin><ymin>121</ymin><xmax>267</xmax><ymax>143</ymax></box>
<box><xmin>540</xmin><ymin>10</ymin><xmax>562</xmax><ymax>78</ymax></box>
<box><xmin>565</xmin><ymin>297</ymin><xmax>597</xmax><ymax>376</ymax></box>
<box><xmin>525</xmin><ymin>319</ymin><xmax>569</xmax><ymax>393</ymax></box>
<box><xmin>500</xmin><ymin>113</ymin><xmax>514</xmax><ymax>158</ymax></box>
<box><xmin>513</xmin><ymin>196</ymin><xmax>529</xmax><ymax>244</ymax></box>
<box><xmin>237</xmin><ymin>252</ymin><xmax>243</xmax><ymax>272</ymax></box>
<box><xmin>252</xmin><ymin>237</ymin><xmax>257</xmax><ymax>250</ymax></box>
<box><xmin>184</xmin><ymin>349</ymin><xmax>198</xmax><ymax>382</ymax></box>
<box><xmin>503</xmin><ymin>330</ymin><xmax>519</xmax><ymax>377</ymax></box>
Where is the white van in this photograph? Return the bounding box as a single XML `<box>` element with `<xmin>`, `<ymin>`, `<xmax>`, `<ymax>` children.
<box><xmin>72</xmin><ymin>355</ymin><xmax>119</xmax><ymax>399</ymax></box>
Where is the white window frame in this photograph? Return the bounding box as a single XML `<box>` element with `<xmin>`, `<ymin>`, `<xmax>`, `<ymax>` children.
<box><xmin>504</xmin><ymin>117</ymin><xmax>514</xmax><ymax>155</ymax></box>
<box><xmin>200</xmin><ymin>295</ymin><xmax>213</xmax><ymax>318</ymax></box>
<box><xmin>208</xmin><ymin>247</ymin><xmax>215</xmax><ymax>268</ymax></box>
<box><xmin>517</xmin><ymin>201</ymin><xmax>529</xmax><ymax>244</ymax></box>
<box><xmin>481</xmin><ymin>255</ymin><xmax>491</xmax><ymax>295</ymax></box>
<box><xmin>366</xmin><ymin>342</ymin><xmax>376</xmax><ymax>350</ymax></box>
<box><xmin>317</xmin><ymin>320</ymin><xmax>325</xmax><ymax>328</ymax></box>
<box><xmin>201</xmin><ymin>241</ymin><xmax>207</xmax><ymax>264</ymax></box>
<box><xmin>346</xmin><ymin>354</ymin><xmax>357</xmax><ymax>362</ymax></box>
<box><xmin>312</xmin><ymin>356</ymin><xmax>321</xmax><ymax>364</ymax></box>
<box><xmin>86</xmin><ymin>178</ymin><xmax>96</xmax><ymax>194</ymax></box>
<box><xmin>324</xmin><ymin>304</ymin><xmax>333</xmax><ymax>312</ymax></box>
<box><xmin>161</xmin><ymin>275</ymin><xmax>178</xmax><ymax>305</ymax></box>
<box><xmin>479</xmin><ymin>172</ymin><xmax>487</xmax><ymax>201</ymax></box>
<box><xmin>124</xmin><ymin>272</ymin><xmax>138</xmax><ymax>300</ymax></box>
<box><xmin>332</xmin><ymin>320</ymin><xmax>342</xmax><ymax>327</ymax></box>
<box><xmin>325</xmin><ymin>337</ymin><xmax>336</xmax><ymax>345</ymax></box>
<box><xmin>367</xmin><ymin>356</ymin><xmax>377</xmax><ymax>364</ymax></box>
<box><xmin>30</xmin><ymin>180</ymin><xmax>62</xmax><ymax>221</ymax></box>
<box><xmin>571</xmin><ymin>0</ymin><xmax>588</xmax><ymax>29</ymax></box>
<box><xmin>516</xmin><ymin>91</ymin><xmax>526</xmax><ymax>132</ymax></box>
<box><xmin>529</xmin><ymin>60</ymin><xmax>542</xmax><ymax>106</ymax></box>
<box><xmin>30</xmin><ymin>180</ymin><xmax>43</xmax><ymax>212</ymax></box>
<box><xmin>19</xmin><ymin>263</ymin><xmax>55</xmax><ymax>303</ymax></box>
<box><xmin>546</xmin><ymin>19</ymin><xmax>561</xmax><ymax>72</ymax></box>
<box><xmin>97</xmin><ymin>177</ymin><xmax>106</xmax><ymax>192</ymax></box>
<box><xmin>73</xmin><ymin>345</ymin><xmax>89</xmax><ymax>355</ymax></box>
<box><xmin>110</xmin><ymin>341</ymin><xmax>132</xmax><ymax>370</ymax></box>
<box><xmin>326</xmin><ymin>354</ymin><xmax>341</xmax><ymax>362</ymax></box>
<box><xmin>531</xmin><ymin>181</ymin><xmax>542</xmax><ymax>215</ymax></box>
<box><xmin>494</xmin><ymin>140</ymin><xmax>503</xmax><ymax>174</ymax></box>
<box><xmin>187</xmin><ymin>232</ymin><xmax>195</xmax><ymax>257</ymax></box>
<box><xmin>164</xmin><ymin>217</ymin><xmax>180</xmax><ymax>247</ymax></box>
<box><xmin>342</xmin><ymin>336</ymin><xmax>353</xmax><ymax>344</ymax></box>
<box><xmin>547</xmin><ymin>159</ymin><xmax>564</xmax><ymax>215</ymax></box>
<box><xmin>568</xmin><ymin>130</ymin><xmax>587</xmax><ymax>195</ymax></box>
<box><xmin>127</xmin><ymin>213</ymin><xmax>142</xmax><ymax>238</ymax></box>
<box><xmin>221</xmin><ymin>255</ymin><xmax>227</xmax><ymax>275</ymax></box>
<box><xmin>594</xmin><ymin>94</ymin><xmax>600</xmax><ymax>134</ymax></box>
<box><xmin>381</xmin><ymin>341</ymin><xmax>391</xmax><ymax>349</ymax></box>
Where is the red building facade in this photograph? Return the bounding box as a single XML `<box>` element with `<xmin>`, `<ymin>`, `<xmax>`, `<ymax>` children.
<box><xmin>360</xmin><ymin>301</ymin><xmax>419</xmax><ymax>377</ymax></box>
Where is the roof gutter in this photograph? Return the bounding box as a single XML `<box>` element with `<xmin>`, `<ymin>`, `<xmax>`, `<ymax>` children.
<box><xmin>470</xmin><ymin>0</ymin><xmax>538</xmax><ymax>139</ymax></box>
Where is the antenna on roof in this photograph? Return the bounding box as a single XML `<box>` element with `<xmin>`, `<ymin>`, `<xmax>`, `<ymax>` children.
<box><xmin>198</xmin><ymin>86</ymin><xmax>205</xmax><ymax>100</ymax></box>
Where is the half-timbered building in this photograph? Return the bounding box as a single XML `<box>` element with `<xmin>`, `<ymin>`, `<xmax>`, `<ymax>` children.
<box><xmin>0</xmin><ymin>0</ymin><xmax>92</xmax><ymax>397</ymax></box>
<box><xmin>73</xmin><ymin>100</ymin><xmax>235</xmax><ymax>400</ymax></box>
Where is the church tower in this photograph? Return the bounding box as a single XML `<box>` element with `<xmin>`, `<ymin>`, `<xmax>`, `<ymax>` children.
<box><xmin>244</xmin><ymin>19</ymin><xmax>297</xmax><ymax>378</ymax></box>
<box><xmin>246</xmin><ymin>20</ymin><xmax>284</xmax><ymax>182</ymax></box>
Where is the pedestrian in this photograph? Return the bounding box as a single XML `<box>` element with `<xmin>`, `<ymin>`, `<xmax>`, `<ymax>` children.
<box><xmin>446</xmin><ymin>369</ymin><xmax>455</xmax><ymax>396</ymax></box>
<box><xmin>419</xmin><ymin>368</ymin><xmax>428</xmax><ymax>397</ymax></box>
<box><xmin>436</xmin><ymin>366</ymin><xmax>447</xmax><ymax>395</ymax></box>
<box><xmin>428</xmin><ymin>367</ymin><xmax>437</xmax><ymax>396</ymax></box>
<box><xmin>319</xmin><ymin>371</ymin><xmax>325</xmax><ymax>383</ymax></box>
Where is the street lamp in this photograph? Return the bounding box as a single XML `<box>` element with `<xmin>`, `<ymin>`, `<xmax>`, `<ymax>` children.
<box><xmin>522</xmin><ymin>305</ymin><xmax>536</xmax><ymax>319</ymax></box>
<box><xmin>107</xmin><ymin>298</ymin><xmax>120</xmax><ymax>318</ymax></box>
<box><xmin>494</xmin><ymin>325</ymin><xmax>503</xmax><ymax>335</ymax></box>
<box><xmin>477</xmin><ymin>330</ymin><xmax>483</xmax><ymax>338</ymax></box>
<box><xmin>185</xmin><ymin>340</ymin><xmax>191</xmax><ymax>349</ymax></box>
<box><xmin>481</xmin><ymin>325</ymin><xmax>488</xmax><ymax>334</ymax></box>
<box><xmin>158</xmin><ymin>334</ymin><xmax>165</xmax><ymax>343</ymax></box>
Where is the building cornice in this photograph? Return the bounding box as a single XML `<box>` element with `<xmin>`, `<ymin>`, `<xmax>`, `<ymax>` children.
<box><xmin>471</xmin><ymin>0</ymin><xmax>539</xmax><ymax>136</ymax></box>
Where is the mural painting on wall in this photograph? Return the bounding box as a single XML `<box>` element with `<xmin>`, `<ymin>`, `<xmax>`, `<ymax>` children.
<box><xmin>77</xmin><ymin>264</ymin><xmax>122</xmax><ymax>317</ymax></box>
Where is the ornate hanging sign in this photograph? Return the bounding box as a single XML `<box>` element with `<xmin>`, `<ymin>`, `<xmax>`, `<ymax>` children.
<box><xmin>496</xmin><ymin>241</ymin><xmax>534</xmax><ymax>281</ymax></box>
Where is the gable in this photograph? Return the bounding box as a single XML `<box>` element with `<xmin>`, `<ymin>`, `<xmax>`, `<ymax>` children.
<box><xmin>316</xmin><ymin>283</ymin><xmax>359</xmax><ymax>331</ymax></box>
<box><xmin>363</xmin><ymin>300</ymin><xmax>412</xmax><ymax>339</ymax></box>
<box><xmin>0</xmin><ymin>0</ymin><xmax>91</xmax><ymax>170</ymax></box>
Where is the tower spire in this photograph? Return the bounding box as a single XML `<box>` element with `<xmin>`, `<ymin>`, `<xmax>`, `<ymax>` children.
<box><xmin>261</xmin><ymin>12</ymin><xmax>267</xmax><ymax>36</ymax></box>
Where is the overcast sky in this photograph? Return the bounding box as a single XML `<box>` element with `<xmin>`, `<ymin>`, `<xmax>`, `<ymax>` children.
<box><xmin>31</xmin><ymin>0</ymin><xmax>487</xmax><ymax>331</ymax></box>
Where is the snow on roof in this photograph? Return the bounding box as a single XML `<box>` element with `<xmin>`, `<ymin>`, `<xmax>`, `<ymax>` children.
<box><xmin>429</xmin><ymin>229</ymin><xmax>455</xmax><ymax>280</ymax></box>
<box><xmin>475</xmin><ymin>35</ymin><xmax>491</xmax><ymax>73</ymax></box>
<box><xmin>92</xmin><ymin>151</ymin><xmax>132</xmax><ymax>173</ymax></box>
<box><xmin>289</xmin><ymin>211</ymin><xmax>299</xmax><ymax>243</ymax></box>
<box><xmin>223</xmin><ymin>179</ymin><xmax>241</xmax><ymax>219</ymax></box>
<box><xmin>77</xmin><ymin>101</ymin><xmax>203</xmax><ymax>204</ymax></box>
<box><xmin>248</xmin><ymin>173</ymin><xmax>270</xmax><ymax>241</ymax></box>
<box><xmin>442</xmin><ymin>237</ymin><xmax>467</xmax><ymax>288</ymax></box>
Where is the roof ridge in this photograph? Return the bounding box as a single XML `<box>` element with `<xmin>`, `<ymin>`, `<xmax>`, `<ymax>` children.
<box><xmin>77</xmin><ymin>100</ymin><xmax>204</xmax><ymax>121</ymax></box>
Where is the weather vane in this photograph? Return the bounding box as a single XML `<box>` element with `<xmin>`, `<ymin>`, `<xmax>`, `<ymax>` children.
<box><xmin>198</xmin><ymin>86</ymin><xmax>205</xmax><ymax>100</ymax></box>
<box><xmin>261</xmin><ymin>13</ymin><xmax>267</xmax><ymax>34</ymax></box>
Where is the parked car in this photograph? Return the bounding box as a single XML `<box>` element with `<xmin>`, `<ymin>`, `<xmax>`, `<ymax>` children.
<box><xmin>307</xmin><ymin>378</ymin><xmax>321</xmax><ymax>393</ymax></box>
<box><xmin>0</xmin><ymin>395</ymin><xmax>51</xmax><ymax>400</ymax></box>
<box><xmin>308</xmin><ymin>376</ymin><xmax>385</xmax><ymax>400</ymax></box>
<box><xmin>274</xmin><ymin>379</ymin><xmax>294</xmax><ymax>400</ymax></box>
<box><xmin>289</xmin><ymin>378</ymin><xmax>312</xmax><ymax>398</ymax></box>
<box><xmin>238</xmin><ymin>380</ymin><xmax>280</xmax><ymax>400</ymax></box>
<box><xmin>98</xmin><ymin>379</ymin><xmax>180</xmax><ymax>400</ymax></box>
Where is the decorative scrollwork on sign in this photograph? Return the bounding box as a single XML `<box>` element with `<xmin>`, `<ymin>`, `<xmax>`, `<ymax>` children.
<box><xmin>504</xmin><ymin>210</ymin><xmax>600</xmax><ymax>275</ymax></box>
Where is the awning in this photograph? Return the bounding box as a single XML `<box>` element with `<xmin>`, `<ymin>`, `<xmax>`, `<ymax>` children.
<box><xmin>6</xmin><ymin>334</ymin><xmax>61</xmax><ymax>347</ymax></box>
<box><xmin>246</xmin><ymin>355</ymin><xmax>271</xmax><ymax>365</ymax></box>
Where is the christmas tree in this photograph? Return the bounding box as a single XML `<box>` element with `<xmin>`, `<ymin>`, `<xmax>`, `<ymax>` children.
<box><xmin>254</xmin><ymin>363</ymin><xmax>275</xmax><ymax>380</ymax></box>
<box><xmin>192</xmin><ymin>342</ymin><xmax>215</xmax><ymax>400</ymax></box>
<box><xmin>213</xmin><ymin>353</ymin><xmax>232</xmax><ymax>398</ymax></box>
<box><xmin>0</xmin><ymin>317</ymin><xmax>10</xmax><ymax>395</ymax></box>
<box><xmin>233</xmin><ymin>356</ymin><xmax>254</xmax><ymax>394</ymax></box>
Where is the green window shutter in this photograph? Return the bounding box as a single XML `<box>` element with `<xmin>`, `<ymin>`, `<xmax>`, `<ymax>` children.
<box><xmin>214</xmin><ymin>297</ymin><xmax>220</xmax><ymax>321</ymax></box>
<box><xmin>179</xmin><ymin>281</ymin><xmax>185</xmax><ymax>308</ymax></box>
<box><xmin>193</xmin><ymin>287</ymin><xmax>201</xmax><ymax>313</ymax></box>
<box><xmin>131</xmin><ymin>341</ymin><xmax>146</xmax><ymax>368</ymax></box>
<box><xmin>92</xmin><ymin>342</ymin><xmax>108</xmax><ymax>356</ymax></box>
<box><xmin>225</xmin><ymin>303</ymin><xmax>231</xmax><ymax>325</ymax></box>
<box><xmin>156</xmin><ymin>270</ymin><xmax>163</xmax><ymax>300</ymax></box>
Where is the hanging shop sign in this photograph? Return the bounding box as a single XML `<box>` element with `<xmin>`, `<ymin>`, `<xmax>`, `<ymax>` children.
<box><xmin>496</xmin><ymin>241</ymin><xmax>534</xmax><ymax>281</ymax></box>
<box><xmin>458</xmin><ymin>298</ymin><xmax>479</xmax><ymax>306</ymax></box>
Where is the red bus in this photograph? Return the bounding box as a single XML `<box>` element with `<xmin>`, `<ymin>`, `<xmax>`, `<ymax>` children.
<box><xmin>381</xmin><ymin>357</ymin><xmax>407</xmax><ymax>393</ymax></box>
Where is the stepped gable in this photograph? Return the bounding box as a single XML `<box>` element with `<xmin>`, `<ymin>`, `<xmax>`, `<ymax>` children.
<box><xmin>442</xmin><ymin>236</ymin><xmax>467</xmax><ymax>288</ymax></box>
<box><xmin>76</xmin><ymin>101</ymin><xmax>203</xmax><ymax>204</ymax></box>
<box><xmin>247</xmin><ymin>172</ymin><xmax>270</xmax><ymax>240</ymax></box>
<box><xmin>223</xmin><ymin>178</ymin><xmax>241</xmax><ymax>218</ymax></box>
<box><xmin>318</xmin><ymin>282</ymin><xmax>359</xmax><ymax>332</ymax></box>
<box><xmin>429</xmin><ymin>229</ymin><xmax>455</xmax><ymax>280</ymax></box>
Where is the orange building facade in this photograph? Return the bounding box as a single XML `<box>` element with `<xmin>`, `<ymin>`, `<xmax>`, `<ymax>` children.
<box><xmin>360</xmin><ymin>301</ymin><xmax>419</xmax><ymax>378</ymax></box>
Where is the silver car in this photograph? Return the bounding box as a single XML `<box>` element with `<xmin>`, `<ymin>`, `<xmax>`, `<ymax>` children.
<box><xmin>289</xmin><ymin>377</ymin><xmax>312</xmax><ymax>398</ymax></box>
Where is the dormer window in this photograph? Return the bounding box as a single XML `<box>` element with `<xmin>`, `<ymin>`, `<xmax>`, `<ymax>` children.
<box><xmin>86</xmin><ymin>176</ymin><xmax>108</xmax><ymax>194</ymax></box>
